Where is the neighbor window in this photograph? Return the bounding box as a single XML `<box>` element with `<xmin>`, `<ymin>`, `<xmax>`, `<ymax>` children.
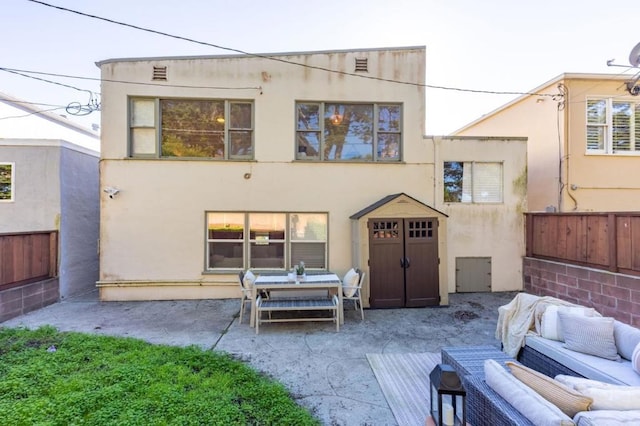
<box><xmin>0</xmin><ymin>163</ymin><xmax>14</xmax><ymax>202</ymax></box>
<box><xmin>587</xmin><ymin>98</ymin><xmax>640</xmax><ymax>154</ymax></box>
<box><xmin>206</xmin><ymin>212</ymin><xmax>328</xmax><ymax>270</ymax></box>
<box><xmin>296</xmin><ymin>102</ymin><xmax>401</xmax><ymax>161</ymax></box>
<box><xmin>443</xmin><ymin>161</ymin><xmax>503</xmax><ymax>203</ymax></box>
<box><xmin>130</xmin><ymin>98</ymin><xmax>253</xmax><ymax>159</ymax></box>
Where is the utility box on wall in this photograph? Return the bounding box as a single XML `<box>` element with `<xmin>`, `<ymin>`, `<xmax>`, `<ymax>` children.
<box><xmin>456</xmin><ymin>257</ymin><xmax>491</xmax><ymax>292</ymax></box>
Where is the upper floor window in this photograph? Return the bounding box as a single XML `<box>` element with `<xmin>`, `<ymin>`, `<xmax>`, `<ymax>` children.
<box><xmin>0</xmin><ymin>163</ymin><xmax>14</xmax><ymax>202</ymax></box>
<box><xmin>443</xmin><ymin>161</ymin><xmax>503</xmax><ymax>203</ymax></box>
<box><xmin>587</xmin><ymin>98</ymin><xmax>640</xmax><ymax>154</ymax></box>
<box><xmin>296</xmin><ymin>102</ymin><xmax>402</xmax><ymax>161</ymax></box>
<box><xmin>130</xmin><ymin>98</ymin><xmax>253</xmax><ymax>159</ymax></box>
<box><xmin>206</xmin><ymin>212</ymin><xmax>328</xmax><ymax>271</ymax></box>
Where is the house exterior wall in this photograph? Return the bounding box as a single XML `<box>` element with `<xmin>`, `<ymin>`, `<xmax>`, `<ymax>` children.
<box><xmin>454</xmin><ymin>74</ymin><xmax>640</xmax><ymax>213</ymax></box>
<box><xmin>433</xmin><ymin>136</ymin><xmax>528</xmax><ymax>292</ymax></box>
<box><xmin>97</xmin><ymin>47</ymin><xmax>432</xmax><ymax>301</ymax></box>
<box><xmin>60</xmin><ymin>146</ymin><xmax>99</xmax><ymax>298</ymax></box>
<box><xmin>0</xmin><ymin>142</ymin><xmax>62</xmax><ymax>232</ymax></box>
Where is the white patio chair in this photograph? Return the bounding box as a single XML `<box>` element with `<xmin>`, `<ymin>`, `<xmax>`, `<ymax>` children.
<box><xmin>238</xmin><ymin>270</ymin><xmax>255</xmax><ymax>324</ymax></box>
<box><xmin>342</xmin><ymin>268</ymin><xmax>365</xmax><ymax>320</ymax></box>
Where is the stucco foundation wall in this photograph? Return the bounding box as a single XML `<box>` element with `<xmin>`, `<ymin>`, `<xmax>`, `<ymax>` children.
<box><xmin>0</xmin><ymin>278</ymin><xmax>59</xmax><ymax>322</ymax></box>
<box><xmin>524</xmin><ymin>257</ymin><xmax>640</xmax><ymax>327</ymax></box>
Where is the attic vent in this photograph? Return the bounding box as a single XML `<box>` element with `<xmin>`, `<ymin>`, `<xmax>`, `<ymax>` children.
<box><xmin>152</xmin><ymin>66</ymin><xmax>167</xmax><ymax>81</ymax></box>
<box><xmin>354</xmin><ymin>58</ymin><xmax>368</xmax><ymax>72</ymax></box>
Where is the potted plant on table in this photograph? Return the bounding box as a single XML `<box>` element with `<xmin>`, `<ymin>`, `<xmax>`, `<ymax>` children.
<box><xmin>295</xmin><ymin>261</ymin><xmax>305</xmax><ymax>279</ymax></box>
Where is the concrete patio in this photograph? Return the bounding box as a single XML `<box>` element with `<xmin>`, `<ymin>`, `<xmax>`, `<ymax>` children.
<box><xmin>1</xmin><ymin>289</ymin><xmax>517</xmax><ymax>425</ymax></box>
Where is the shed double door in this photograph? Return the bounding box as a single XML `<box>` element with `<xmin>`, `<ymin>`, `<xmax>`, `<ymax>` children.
<box><xmin>368</xmin><ymin>218</ymin><xmax>439</xmax><ymax>308</ymax></box>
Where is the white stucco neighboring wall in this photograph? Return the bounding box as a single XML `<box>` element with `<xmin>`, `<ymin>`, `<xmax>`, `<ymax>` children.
<box><xmin>432</xmin><ymin>136</ymin><xmax>528</xmax><ymax>292</ymax></box>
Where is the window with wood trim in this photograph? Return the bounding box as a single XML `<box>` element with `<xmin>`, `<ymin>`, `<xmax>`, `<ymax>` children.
<box><xmin>296</xmin><ymin>102</ymin><xmax>401</xmax><ymax>161</ymax></box>
<box><xmin>0</xmin><ymin>163</ymin><xmax>14</xmax><ymax>202</ymax></box>
<box><xmin>587</xmin><ymin>98</ymin><xmax>640</xmax><ymax>154</ymax></box>
<box><xmin>206</xmin><ymin>212</ymin><xmax>328</xmax><ymax>271</ymax></box>
<box><xmin>129</xmin><ymin>98</ymin><xmax>253</xmax><ymax>159</ymax></box>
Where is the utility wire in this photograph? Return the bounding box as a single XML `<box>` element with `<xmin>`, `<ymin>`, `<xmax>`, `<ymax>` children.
<box><xmin>26</xmin><ymin>0</ymin><xmax>559</xmax><ymax>98</ymax></box>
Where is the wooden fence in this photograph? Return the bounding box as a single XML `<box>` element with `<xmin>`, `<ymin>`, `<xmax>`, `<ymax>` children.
<box><xmin>525</xmin><ymin>212</ymin><xmax>640</xmax><ymax>276</ymax></box>
<box><xmin>0</xmin><ymin>231</ymin><xmax>58</xmax><ymax>291</ymax></box>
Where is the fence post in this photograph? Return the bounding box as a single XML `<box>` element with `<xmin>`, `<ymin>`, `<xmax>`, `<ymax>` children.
<box><xmin>49</xmin><ymin>231</ymin><xmax>58</xmax><ymax>278</ymax></box>
<box><xmin>525</xmin><ymin>213</ymin><xmax>533</xmax><ymax>257</ymax></box>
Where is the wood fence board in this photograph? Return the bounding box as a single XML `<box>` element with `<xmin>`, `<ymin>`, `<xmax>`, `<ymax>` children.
<box><xmin>616</xmin><ymin>216</ymin><xmax>632</xmax><ymax>269</ymax></box>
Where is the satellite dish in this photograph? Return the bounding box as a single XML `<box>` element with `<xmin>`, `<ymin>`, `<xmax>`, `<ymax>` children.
<box><xmin>629</xmin><ymin>42</ymin><xmax>640</xmax><ymax>67</ymax></box>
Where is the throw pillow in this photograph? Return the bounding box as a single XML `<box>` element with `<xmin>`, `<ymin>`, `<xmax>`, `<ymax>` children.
<box><xmin>633</xmin><ymin>341</ymin><xmax>640</xmax><ymax>375</ymax></box>
<box><xmin>243</xmin><ymin>270</ymin><xmax>256</xmax><ymax>289</ymax></box>
<box><xmin>613</xmin><ymin>321</ymin><xmax>640</xmax><ymax>361</ymax></box>
<box><xmin>342</xmin><ymin>268</ymin><xmax>359</xmax><ymax>298</ymax></box>
<box><xmin>558</xmin><ymin>312</ymin><xmax>621</xmax><ymax>361</ymax></box>
<box><xmin>540</xmin><ymin>306</ymin><xmax>597</xmax><ymax>341</ymax></box>
<box><xmin>484</xmin><ymin>359</ymin><xmax>575</xmax><ymax>426</ymax></box>
<box><xmin>573</xmin><ymin>383</ymin><xmax>640</xmax><ymax>411</ymax></box>
<box><xmin>506</xmin><ymin>361</ymin><xmax>592</xmax><ymax>417</ymax></box>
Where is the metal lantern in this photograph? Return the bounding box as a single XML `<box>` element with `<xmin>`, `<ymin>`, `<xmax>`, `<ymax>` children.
<box><xmin>429</xmin><ymin>364</ymin><xmax>466</xmax><ymax>426</ymax></box>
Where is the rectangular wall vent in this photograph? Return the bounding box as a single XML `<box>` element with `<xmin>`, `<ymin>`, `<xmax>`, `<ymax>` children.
<box><xmin>354</xmin><ymin>58</ymin><xmax>368</xmax><ymax>72</ymax></box>
<box><xmin>152</xmin><ymin>66</ymin><xmax>167</xmax><ymax>81</ymax></box>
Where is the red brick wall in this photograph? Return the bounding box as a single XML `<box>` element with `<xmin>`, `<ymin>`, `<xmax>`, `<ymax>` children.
<box><xmin>524</xmin><ymin>257</ymin><xmax>640</xmax><ymax>327</ymax></box>
<box><xmin>0</xmin><ymin>278</ymin><xmax>59</xmax><ymax>322</ymax></box>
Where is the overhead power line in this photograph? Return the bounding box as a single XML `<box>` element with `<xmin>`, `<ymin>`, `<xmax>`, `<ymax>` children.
<box><xmin>27</xmin><ymin>0</ymin><xmax>560</xmax><ymax>98</ymax></box>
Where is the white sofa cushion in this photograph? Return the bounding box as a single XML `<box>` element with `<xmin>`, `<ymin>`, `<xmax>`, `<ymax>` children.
<box><xmin>243</xmin><ymin>270</ymin><xmax>256</xmax><ymax>289</ymax></box>
<box><xmin>558</xmin><ymin>313</ymin><xmax>620</xmax><ymax>361</ymax></box>
<box><xmin>614</xmin><ymin>320</ymin><xmax>640</xmax><ymax>361</ymax></box>
<box><xmin>573</xmin><ymin>410</ymin><xmax>640</xmax><ymax>426</ymax></box>
<box><xmin>633</xmin><ymin>342</ymin><xmax>640</xmax><ymax>375</ymax></box>
<box><xmin>484</xmin><ymin>359</ymin><xmax>575</xmax><ymax>426</ymax></box>
<box><xmin>525</xmin><ymin>335</ymin><xmax>640</xmax><ymax>385</ymax></box>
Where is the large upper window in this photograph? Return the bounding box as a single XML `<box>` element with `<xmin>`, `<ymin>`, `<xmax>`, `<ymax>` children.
<box><xmin>0</xmin><ymin>163</ymin><xmax>14</xmax><ymax>202</ymax></box>
<box><xmin>443</xmin><ymin>161</ymin><xmax>503</xmax><ymax>203</ymax></box>
<box><xmin>587</xmin><ymin>98</ymin><xmax>640</xmax><ymax>154</ymax></box>
<box><xmin>296</xmin><ymin>102</ymin><xmax>401</xmax><ymax>161</ymax></box>
<box><xmin>206</xmin><ymin>212</ymin><xmax>328</xmax><ymax>271</ymax></box>
<box><xmin>130</xmin><ymin>98</ymin><xmax>253</xmax><ymax>159</ymax></box>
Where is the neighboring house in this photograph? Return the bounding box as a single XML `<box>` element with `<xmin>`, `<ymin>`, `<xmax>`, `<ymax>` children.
<box><xmin>453</xmin><ymin>73</ymin><xmax>640</xmax><ymax>212</ymax></box>
<box><xmin>0</xmin><ymin>93</ymin><xmax>99</xmax><ymax>321</ymax></box>
<box><xmin>96</xmin><ymin>46</ymin><xmax>527</xmax><ymax>305</ymax></box>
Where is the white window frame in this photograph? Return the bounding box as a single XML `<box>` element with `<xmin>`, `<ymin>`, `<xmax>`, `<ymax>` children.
<box><xmin>586</xmin><ymin>97</ymin><xmax>640</xmax><ymax>155</ymax></box>
<box><xmin>295</xmin><ymin>101</ymin><xmax>402</xmax><ymax>162</ymax></box>
<box><xmin>206</xmin><ymin>212</ymin><xmax>328</xmax><ymax>271</ymax></box>
<box><xmin>0</xmin><ymin>162</ymin><xmax>15</xmax><ymax>202</ymax></box>
<box><xmin>129</xmin><ymin>97</ymin><xmax>254</xmax><ymax>160</ymax></box>
<box><xmin>443</xmin><ymin>161</ymin><xmax>504</xmax><ymax>204</ymax></box>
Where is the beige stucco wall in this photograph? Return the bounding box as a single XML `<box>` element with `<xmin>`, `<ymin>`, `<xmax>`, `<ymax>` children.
<box><xmin>563</xmin><ymin>78</ymin><xmax>640</xmax><ymax>212</ymax></box>
<box><xmin>432</xmin><ymin>136</ymin><xmax>528</xmax><ymax>292</ymax></box>
<box><xmin>454</xmin><ymin>74</ymin><xmax>640</xmax><ymax>213</ymax></box>
<box><xmin>453</xmin><ymin>84</ymin><xmax>561</xmax><ymax>212</ymax></box>
<box><xmin>98</xmin><ymin>47</ymin><xmax>433</xmax><ymax>301</ymax></box>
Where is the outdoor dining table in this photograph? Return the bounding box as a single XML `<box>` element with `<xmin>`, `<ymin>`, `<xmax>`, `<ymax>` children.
<box><xmin>249</xmin><ymin>273</ymin><xmax>344</xmax><ymax>328</ymax></box>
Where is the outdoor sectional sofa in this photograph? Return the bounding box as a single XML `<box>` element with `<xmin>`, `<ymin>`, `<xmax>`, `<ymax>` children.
<box><xmin>442</xmin><ymin>294</ymin><xmax>640</xmax><ymax>425</ymax></box>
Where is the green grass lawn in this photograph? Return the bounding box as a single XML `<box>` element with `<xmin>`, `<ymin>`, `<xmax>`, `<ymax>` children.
<box><xmin>0</xmin><ymin>326</ymin><xmax>319</xmax><ymax>426</ymax></box>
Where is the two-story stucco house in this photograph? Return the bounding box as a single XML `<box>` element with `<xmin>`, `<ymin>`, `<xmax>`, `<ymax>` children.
<box><xmin>453</xmin><ymin>73</ymin><xmax>640</xmax><ymax>212</ymax></box>
<box><xmin>96</xmin><ymin>46</ymin><xmax>527</xmax><ymax>305</ymax></box>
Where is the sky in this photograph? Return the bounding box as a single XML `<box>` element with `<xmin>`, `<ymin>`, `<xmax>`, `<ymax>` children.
<box><xmin>1</xmin><ymin>0</ymin><xmax>639</xmax><ymax>138</ymax></box>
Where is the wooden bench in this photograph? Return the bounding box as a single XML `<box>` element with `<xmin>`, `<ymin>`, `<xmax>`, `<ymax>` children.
<box><xmin>255</xmin><ymin>295</ymin><xmax>340</xmax><ymax>334</ymax></box>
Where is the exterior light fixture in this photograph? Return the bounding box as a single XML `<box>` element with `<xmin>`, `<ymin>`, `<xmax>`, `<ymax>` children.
<box><xmin>429</xmin><ymin>364</ymin><xmax>466</xmax><ymax>426</ymax></box>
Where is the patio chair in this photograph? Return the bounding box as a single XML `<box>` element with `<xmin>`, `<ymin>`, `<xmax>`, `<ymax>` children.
<box><xmin>343</xmin><ymin>268</ymin><xmax>365</xmax><ymax>320</ymax></box>
<box><xmin>238</xmin><ymin>270</ymin><xmax>254</xmax><ymax>324</ymax></box>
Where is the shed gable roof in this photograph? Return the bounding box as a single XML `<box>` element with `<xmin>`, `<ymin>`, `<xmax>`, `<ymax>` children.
<box><xmin>349</xmin><ymin>193</ymin><xmax>447</xmax><ymax>220</ymax></box>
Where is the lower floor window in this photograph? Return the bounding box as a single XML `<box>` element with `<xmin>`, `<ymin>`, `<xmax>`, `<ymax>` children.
<box><xmin>0</xmin><ymin>163</ymin><xmax>14</xmax><ymax>201</ymax></box>
<box><xmin>444</xmin><ymin>161</ymin><xmax>503</xmax><ymax>203</ymax></box>
<box><xmin>206</xmin><ymin>212</ymin><xmax>328</xmax><ymax>270</ymax></box>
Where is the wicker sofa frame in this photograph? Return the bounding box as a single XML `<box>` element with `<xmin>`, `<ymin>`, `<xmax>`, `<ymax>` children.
<box><xmin>517</xmin><ymin>344</ymin><xmax>586</xmax><ymax>379</ymax></box>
